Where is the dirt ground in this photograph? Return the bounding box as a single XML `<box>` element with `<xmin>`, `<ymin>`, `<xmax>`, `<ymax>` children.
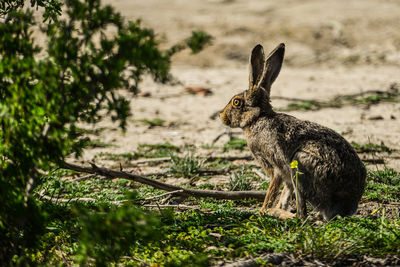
<box><xmin>74</xmin><ymin>0</ymin><xmax>400</xmax><ymax>171</ymax></box>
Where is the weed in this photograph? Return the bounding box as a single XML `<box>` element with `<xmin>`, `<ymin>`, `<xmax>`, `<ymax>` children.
<box><xmin>30</xmin><ymin>143</ymin><xmax>400</xmax><ymax>266</ymax></box>
<box><xmin>287</xmin><ymin>100</ymin><xmax>322</xmax><ymax>111</ymax></box>
<box><xmin>84</xmin><ymin>138</ymin><xmax>113</xmax><ymax>148</ymax></box>
<box><xmin>138</xmin><ymin>118</ymin><xmax>165</xmax><ymax>127</ymax></box>
<box><xmin>228</xmin><ymin>168</ymin><xmax>252</xmax><ymax>191</ymax></box>
<box><xmin>97</xmin><ymin>142</ymin><xmax>180</xmax><ymax>160</ymax></box>
<box><xmin>139</xmin><ymin>142</ymin><xmax>180</xmax><ymax>158</ymax></box>
<box><xmin>223</xmin><ymin>138</ymin><xmax>247</xmax><ymax>152</ymax></box>
<box><xmin>170</xmin><ymin>153</ymin><xmax>204</xmax><ymax>177</ymax></box>
<box><xmin>200</xmin><ymin>143</ymin><xmax>217</xmax><ymax>150</ymax></box>
<box><xmin>259</xmin><ymin>181</ymin><xmax>270</xmax><ymax>190</ymax></box>
<box><xmin>365</xmin><ymin>168</ymin><xmax>400</xmax><ymax>202</ymax></box>
<box><xmin>351</xmin><ymin>141</ymin><xmax>392</xmax><ymax>153</ymax></box>
<box><xmin>354</xmin><ymin>93</ymin><xmax>399</xmax><ymax>105</ymax></box>
<box><xmin>197</xmin><ymin>183</ymin><xmax>216</xmax><ymax>190</ymax></box>
<box><xmin>280</xmin><ymin>86</ymin><xmax>400</xmax><ymax>112</ymax></box>
<box><xmin>36</xmin><ymin>169</ymin><xmax>133</xmax><ymax>202</ymax></box>
<box><xmin>76</xmin><ymin>127</ymin><xmax>108</xmax><ymax>136</ymax></box>
<box><xmin>96</xmin><ymin>152</ymin><xmax>138</xmax><ymax>161</ymax></box>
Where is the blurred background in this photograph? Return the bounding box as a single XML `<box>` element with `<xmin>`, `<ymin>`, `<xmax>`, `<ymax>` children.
<box><xmin>105</xmin><ymin>0</ymin><xmax>400</xmax><ymax>68</ymax></box>
<box><xmin>77</xmin><ymin>0</ymin><xmax>400</xmax><ymax>169</ymax></box>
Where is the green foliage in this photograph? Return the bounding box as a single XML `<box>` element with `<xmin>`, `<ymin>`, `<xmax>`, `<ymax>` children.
<box><xmin>281</xmin><ymin>86</ymin><xmax>400</xmax><ymax>112</ymax></box>
<box><xmin>0</xmin><ymin>0</ymin><xmax>211</xmax><ymax>262</ymax></box>
<box><xmin>354</xmin><ymin>92</ymin><xmax>400</xmax><ymax>104</ymax></box>
<box><xmin>139</xmin><ymin>143</ymin><xmax>180</xmax><ymax>158</ymax></box>
<box><xmin>75</xmin><ymin>195</ymin><xmax>161</xmax><ymax>266</ymax></box>
<box><xmin>351</xmin><ymin>141</ymin><xmax>392</xmax><ymax>153</ymax></box>
<box><xmin>132</xmin><ymin>209</ymin><xmax>400</xmax><ymax>264</ymax></box>
<box><xmin>37</xmin><ymin>169</ymin><xmax>133</xmax><ymax>202</ymax></box>
<box><xmin>170</xmin><ymin>153</ymin><xmax>204</xmax><ymax>178</ymax></box>
<box><xmin>8</xmin><ymin>163</ymin><xmax>400</xmax><ymax>265</ymax></box>
<box><xmin>287</xmin><ymin>100</ymin><xmax>323</xmax><ymax>111</ymax></box>
<box><xmin>0</xmin><ymin>0</ymin><xmax>62</xmax><ymax>22</ymax></box>
<box><xmin>83</xmin><ymin>138</ymin><xmax>113</xmax><ymax>148</ymax></box>
<box><xmin>223</xmin><ymin>138</ymin><xmax>247</xmax><ymax>152</ymax></box>
<box><xmin>206</xmin><ymin>158</ymin><xmax>251</xmax><ymax>171</ymax></box>
<box><xmin>97</xmin><ymin>142</ymin><xmax>180</xmax><ymax>161</ymax></box>
<box><xmin>228</xmin><ymin>168</ymin><xmax>253</xmax><ymax>191</ymax></box>
<box><xmin>168</xmin><ymin>30</ymin><xmax>213</xmax><ymax>56</ymax></box>
<box><xmin>365</xmin><ymin>168</ymin><xmax>400</xmax><ymax>203</ymax></box>
<box><xmin>138</xmin><ymin>118</ymin><xmax>166</xmax><ymax>127</ymax></box>
<box><xmin>186</xmin><ymin>31</ymin><xmax>214</xmax><ymax>54</ymax></box>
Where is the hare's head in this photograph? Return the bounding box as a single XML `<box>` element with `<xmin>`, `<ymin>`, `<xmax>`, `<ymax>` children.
<box><xmin>220</xmin><ymin>43</ymin><xmax>285</xmax><ymax>128</ymax></box>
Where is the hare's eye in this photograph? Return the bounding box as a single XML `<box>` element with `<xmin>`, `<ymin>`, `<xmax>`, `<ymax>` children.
<box><xmin>232</xmin><ymin>98</ymin><xmax>242</xmax><ymax>107</ymax></box>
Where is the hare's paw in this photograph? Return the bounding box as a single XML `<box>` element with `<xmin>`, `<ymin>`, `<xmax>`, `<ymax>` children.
<box><xmin>257</xmin><ymin>206</ymin><xmax>268</xmax><ymax>215</ymax></box>
<box><xmin>265</xmin><ymin>208</ymin><xmax>295</xmax><ymax>220</ymax></box>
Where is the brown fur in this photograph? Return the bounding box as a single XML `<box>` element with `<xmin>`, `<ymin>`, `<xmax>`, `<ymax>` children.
<box><xmin>220</xmin><ymin>43</ymin><xmax>366</xmax><ymax>220</ymax></box>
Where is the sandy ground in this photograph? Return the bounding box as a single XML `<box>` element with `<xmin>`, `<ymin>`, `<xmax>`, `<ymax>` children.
<box><xmin>70</xmin><ymin>0</ymin><xmax>400</xmax><ymax>171</ymax></box>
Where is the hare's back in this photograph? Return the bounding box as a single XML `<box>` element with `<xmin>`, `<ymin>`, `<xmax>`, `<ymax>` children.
<box><xmin>290</xmin><ymin>119</ymin><xmax>366</xmax><ymax>200</ymax></box>
<box><xmin>270</xmin><ymin>113</ymin><xmax>366</xmax><ymax>184</ymax></box>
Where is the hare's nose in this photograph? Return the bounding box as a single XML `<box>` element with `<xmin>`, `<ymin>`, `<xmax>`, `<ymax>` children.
<box><xmin>219</xmin><ymin>110</ymin><xmax>230</xmax><ymax>125</ymax></box>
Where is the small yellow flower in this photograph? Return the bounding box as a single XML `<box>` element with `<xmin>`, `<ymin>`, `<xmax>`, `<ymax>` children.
<box><xmin>290</xmin><ymin>160</ymin><xmax>298</xmax><ymax>169</ymax></box>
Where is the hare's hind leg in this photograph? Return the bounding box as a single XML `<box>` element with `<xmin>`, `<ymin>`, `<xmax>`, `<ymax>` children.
<box><xmin>277</xmin><ymin>183</ymin><xmax>294</xmax><ymax>211</ymax></box>
<box><xmin>320</xmin><ymin>199</ymin><xmax>359</xmax><ymax>221</ymax></box>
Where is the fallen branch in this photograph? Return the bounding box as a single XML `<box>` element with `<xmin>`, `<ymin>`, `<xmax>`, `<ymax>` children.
<box><xmin>206</xmin><ymin>155</ymin><xmax>254</xmax><ymax>162</ymax></box>
<box><xmin>115</xmin><ymin>155</ymin><xmax>254</xmax><ymax>169</ymax></box>
<box><xmin>61</xmin><ymin>162</ymin><xmax>266</xmax><ymax>201</ymax></box>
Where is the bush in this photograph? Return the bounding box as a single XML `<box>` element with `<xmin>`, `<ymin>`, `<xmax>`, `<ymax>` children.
<box><xmin>0</xmin><ymin>0</ymin><xmax>211</xmax><ymax>263</ymax></box>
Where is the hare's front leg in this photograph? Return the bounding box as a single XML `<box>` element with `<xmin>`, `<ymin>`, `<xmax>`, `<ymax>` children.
<box><xmin>258</xmin><ymin>173</ymin><xmax>283</xmax><ymax>214</ymax></box>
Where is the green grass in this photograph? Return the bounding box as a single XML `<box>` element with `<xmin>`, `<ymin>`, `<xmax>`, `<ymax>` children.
<box><xmin>170</xmin><ymin>153</ymin><xmax>204</xmax><ymax>178</ymax></box>
<box><xmin>228</xmin><ymin>168</ymin><xmax>253</xmax><ymax>191</ymax></box>
<box><xmin>131</xmin><ymin>209</ymin><xmax>400</xmax><ymax>265</ymax></box>
<box><xmin>351</xmin><ymin>141</ymin><xmax>392</xmax><ymax>153</ymax></box>
<box><xmin>286</xmin><ymin>100</ymin><xmax>325</xmax><ymax>111</ymax></box>
<box><xmin>97</xmin><ymin>142</ymin><xmax>180</xmax><ymax>160</ymax></box>
<box><xmin>29</xmin><ymin>145</ymin><xmax>400</xmax><ymax>266</ymax></box>
<box><xmin>280</xmin><ymin>88</ymin><xmax>400</xmax><ymax>111</ymax></box>
<box><xmin>26</xmin><ymin>195</ymin><xmax>400</xmax><ymax>266</ymax></box>
<box><xmin>37</xmin><ymin>169</ymin><xmax>134</xmax><ymax>202</ymax></box>
<box><xmin>137</xmin><ymin>118</ymin><xmax>165</xmax><ymax>127</ymax></box>
<box><xmin>83</xmin><ymin>138</ymin><xmax>113</xmax><ymax>148</ymax></box>
<box><xmin>365</xmin><ymin>168</ymin><xmax>400</xmax><ymax>203</ymax></box>
<box><xmin>223</xmin><ymin>138</ymin><xmax>247</xmax><ymax>152</ymax></box>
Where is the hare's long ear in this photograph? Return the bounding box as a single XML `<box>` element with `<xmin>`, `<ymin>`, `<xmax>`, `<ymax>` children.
<box><xmin>258</xmin><ymin>43</ymin><xmax>285</xmax><ymax>98</ymax></box>
<box><xmin>246</xmin><ymin>44</ymin><xmax>265</xmax><ymax>105</ymax></box>
<box><xmin>249</xmin><ymin>44</ymin><xmax>265</xmax><ymax>88</ymax></box>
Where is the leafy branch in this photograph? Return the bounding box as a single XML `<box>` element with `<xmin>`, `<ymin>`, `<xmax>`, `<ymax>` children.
<box><xmin>0</xmin><ymin>0</ymin><xmax>211</xmax><ymax>263</ymax></box>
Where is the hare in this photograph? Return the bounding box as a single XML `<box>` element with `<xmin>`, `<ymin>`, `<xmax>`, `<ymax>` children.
<box><xmin>220</xmin><ymin>43</ymin><xmax>366</xmax><ymax>220</ymax></box>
